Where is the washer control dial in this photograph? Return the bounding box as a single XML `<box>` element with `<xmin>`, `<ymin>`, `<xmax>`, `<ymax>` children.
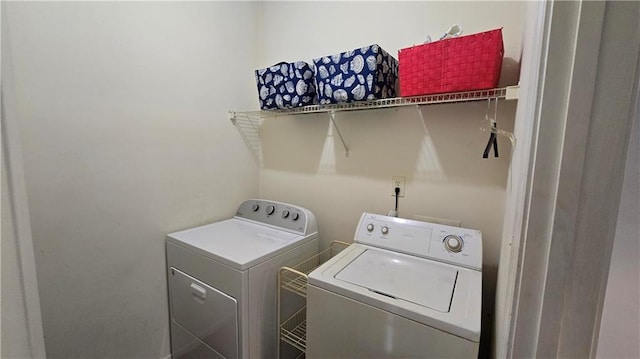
<box><xmin>266</xmin><ymin>205</ymin><xmax>275</xmax><ymax>215</ymax></box>
<box><xmin>381</xmin><ymin>226</ymin><xmax>389</xmax><ymax>235</ymax></box>
<box><xmin>366</xmin><ymin>223</ymin><xmax>374</xmax><ymax>232</ymax></box>
<box><xmin>252</xmin><ymin>204</ymin><xmax>260</xmax><ymax>212</ymax></box>
<box><xmin>282</xmin><ymin>210</ymin><xmax>290</xmax><ymax>218</ymax></box>
<box><xmin>444</xmin><ymin>235</ymin><xmax>464</xmax><ymax>253</ymax></box>
<box><xmin>291</xmin><ymin>212</ymin><xmax>300</xmax><ymax>221</ymax></box>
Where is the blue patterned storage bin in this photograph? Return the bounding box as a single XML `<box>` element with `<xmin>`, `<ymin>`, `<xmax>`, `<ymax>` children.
<box><xmin>313</xmin><ymin>44</ymin><xmax>398</xmax><ymax>104</ymax></box>
<box><xmin>255</xmin><ymin>62</ymin><xmax>316</xmax><ymax>110</ymax></box>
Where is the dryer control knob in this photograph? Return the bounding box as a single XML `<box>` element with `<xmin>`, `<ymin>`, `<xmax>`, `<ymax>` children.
<box><xmin>381</xmin><ymin>226</ymin><xmax>389</xmax><ymax>235</ymax></box>
<box><xmin>282</xmin><ymin>210</ymin><xmax>290</xmax><ymax>218</ymax></box>
<box><xmin>444</xmin><ymin>235</ymin><xmax>463</xmax><ymax>253</ymax></box>
<box><xmin>252</xmin><ymin>204</ymin><xmax>260</xmax><ymax>212</ymax></box>
<box><xmin>291</xmin><ymin>212</ymin><xmax>300</xmax><ymax>221</ymax></box>
<box><xmin>266</xmin><ymin>205</ymin><xmax>275</xmax><ymax>215</ymax></box>
<box><xmin>366</xmin><ymin>223</ymin><xmax>374</xmax><ymax>232</ymax></box>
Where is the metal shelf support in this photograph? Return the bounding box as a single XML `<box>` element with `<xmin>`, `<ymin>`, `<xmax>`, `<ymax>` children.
<box><xmin>328</xmin><ymin>110</ymin><xmax>349</xmax><ymax>157</ymax></box>
<box><xmin>229</xmin><ymin>111</ymin><xmax>264</xmax><ymax>166</ymax></box>
<box><xmin>415</xmin><ymin>105</ymin><xmax>430</xmax><ymax>136</ymax></box>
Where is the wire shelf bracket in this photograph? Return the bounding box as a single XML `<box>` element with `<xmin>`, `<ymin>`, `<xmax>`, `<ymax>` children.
<box><xmin>415</xmin><ymin>105</ymin><xmax>430</xmax><ymax>136</ymax></box>
<box><xmin>328</xmin><ymin>110</ymin><xmax>349</xmax><ymax>157</ymax></box>
<box><xmin>229</xmin><ymin>111</ymin><xmax>264</xmax><ymax>166</ymax></box>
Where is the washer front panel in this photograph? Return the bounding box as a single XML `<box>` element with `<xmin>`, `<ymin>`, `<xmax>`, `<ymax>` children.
<box><xmin>307</xmin><ymin>285</ymin><xmax>479</xmax><ymax>358</ymax></box>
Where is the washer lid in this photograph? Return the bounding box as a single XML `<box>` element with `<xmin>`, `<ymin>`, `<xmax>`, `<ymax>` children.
<box><xmin>309</xmin><ymin>244</ymin><xmax>482</xmax><ymax>342</ymax></box>
<box><xmin>335</xmin><ymin>249</ymin><xmax>458</xmax><ymax>313</ymax></box>
<box><xmin>167</xmin><ymin>218</ymin><xmax>307</xmax><ymax>270</ymax></box>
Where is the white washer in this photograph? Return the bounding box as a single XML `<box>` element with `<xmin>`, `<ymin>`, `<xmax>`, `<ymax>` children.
<box><xmin>307</xmin><ymin>212</ymin><xmax>482</xmax><ymax>358</ymax></box>
<box><xmin>166</xmin><ymin>199</ymin><xmax>318</xmax><ymax>359</ymax></box>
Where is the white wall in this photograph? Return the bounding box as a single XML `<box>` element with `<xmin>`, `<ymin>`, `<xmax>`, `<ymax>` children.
<box><xmin>1</xmin><ymin>145</ymin><xmax>35</xmax><ymax>359</ymax></box>
<box><xmin>2</xmin><ymin>6</ymin><xmax>47</xmax><ymax>357</ymax></box>
<box><xmin>597</xmin><ymin>82</ymin><xmax>640</xmax><ymax>358</ymax></box>
<box><xmin>2</xmin><ymin>2</ymin><xmax>259</xmax><ymax>358</ymax></box>
<box><xmin>257</xmin><ymin>1</ymin><xmax>525</xmax><ymax>354</ymax></box>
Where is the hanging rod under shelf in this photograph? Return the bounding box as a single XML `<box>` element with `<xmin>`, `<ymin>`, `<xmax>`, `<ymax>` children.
<box><xmin>229</xmin><ymin>85</ymin><xmax>518</xmax><ymax>119</ymax></box>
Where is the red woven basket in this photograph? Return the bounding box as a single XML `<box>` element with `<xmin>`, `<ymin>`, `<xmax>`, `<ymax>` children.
<box><xmin>398</xmin><ymin>28</ymin><xmax>504</xmax><ymax>96</ymax></box>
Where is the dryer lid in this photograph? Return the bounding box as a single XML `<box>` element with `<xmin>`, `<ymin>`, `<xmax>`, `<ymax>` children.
<box><xmin>167</xmin><ymin>219</ymin><xmax>307</xmax><ymax>270</ymax></box>
<box><xmin>334</xmin><ymin>249</ymin><xmax>458</xmax><ymax>313</ymax></box>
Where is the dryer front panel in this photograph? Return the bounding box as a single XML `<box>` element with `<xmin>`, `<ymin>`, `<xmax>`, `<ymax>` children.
<box><xmin>169</xmin><ymin>267</ymin><xmax>238</xmax><ymax>359</ymax></box>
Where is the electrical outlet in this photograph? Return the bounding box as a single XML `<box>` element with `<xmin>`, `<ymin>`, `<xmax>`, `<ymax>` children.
<box><xmin>391</xmin><ymin>176</ymin><xmax>406</xmax><ymax>198</ymax></box>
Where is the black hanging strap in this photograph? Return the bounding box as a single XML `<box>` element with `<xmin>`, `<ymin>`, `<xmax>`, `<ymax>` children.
<box><xmin>483</xmin><ymin>122</ymin><xmax>499</xmax><ymax>158</ymax></box>
<box><xmin>482</xmin><ymin>98</ymin><xmax>499</xmax><ymax>158</ymax></box>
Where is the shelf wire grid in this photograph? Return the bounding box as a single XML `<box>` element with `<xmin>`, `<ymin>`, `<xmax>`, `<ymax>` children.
<box><xmin>229</xmin><ymin>111</ymin><xmax>263</xmax><ymax>164</ymax></box>
<box><xmin>231</xmin><ymin>87</ymin><xmax>512</xmax><ymax>118</ymax></box>
<box><xmin>277</xmin><ymin>241</ymin><xmax>350</xmax><ymax>356</ymax></box>
<box><xmin>280</xmin><ymin>306</ymin><xmax>307</xmax><ymax>353</ymax></box>
<box><xmin>279</xmin><ymin>241</ymin><xmax>350</xmax><ymax>298</ymax></box>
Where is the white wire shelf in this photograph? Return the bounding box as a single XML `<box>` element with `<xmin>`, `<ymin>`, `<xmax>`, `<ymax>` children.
<box><xmin>277</xmin><ymin>241</ymin><xmax>350</xmax><ymax>357</ymax></box>
<box><xmin>229</xmin><ymin>86</ymin><xmax>519</xmax><ymax>165</ymax></box>
<box><xmin>279</xmin><ymin>241</ymin><xmax>350</xmax><ymax>298</ymax></box>
<box><xmin>280</xmin><ymin>306</ymin><xmax>307</xmax><ymax>353</ymax></box>
<box><xmin>230</xmin><ymin>86</ymin><xmax>518</xmax><ymax>118</ymax></box>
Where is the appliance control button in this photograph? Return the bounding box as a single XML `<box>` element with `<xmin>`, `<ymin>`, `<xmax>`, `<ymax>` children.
<box><xmin>291</xmin><ymin>212</ymin><xmax>300</xmax><ymax>221</ymax></box>
<box><xmin>444</xmin><ymin>235</ymin><xmax>463</xmax><ymax>252</ymax></box>
<box><xmin>366</xmin><ymin>223</ymin><xmax>374</xmax><ymax>232</ymax></box>
<box><xmin>266</xmin><ymin>205</ymin><xmax>275</xmax><ymax>215</ymax></box>
<box><xmin>381</xmin><ymin>226</ymin><xmax>389</xmax><ymax>235</ymax></box>
<box><xmin>252</xmin><ymin>204</ymin><xmax>260</xmax><ymax>212</ymax></box>
<box><xmin>282</xmin><ymin>210</ymin><xmax>290</xmax><ymax>218</ymax></box>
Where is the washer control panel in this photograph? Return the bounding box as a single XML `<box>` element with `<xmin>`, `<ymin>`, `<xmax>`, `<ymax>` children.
<box><xmin>235</xmin><ymin>199</ymin><xmax>317</xmax><ymax>235</ymax></box>
<box><xmin>355</xmin><ymin>213</ymin><xmax>482</xmax><ymax>270</ymax></box>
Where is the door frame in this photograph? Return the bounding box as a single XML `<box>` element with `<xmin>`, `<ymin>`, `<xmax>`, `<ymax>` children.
<box><xmin>497</xmin><ymin>1</ymin><xmax>640</xmax><ymax>357</ymax></box>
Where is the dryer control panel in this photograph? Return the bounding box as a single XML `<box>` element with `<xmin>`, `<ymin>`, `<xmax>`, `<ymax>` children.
<box><xmin>355</xmin><ymin>213</ymin><xmax>482</xmax><ymax>270</ymax></box>
<box><xmin>235</xmin><ymin>199</ymin><xmax>318</xmax><ymax>236</ymax></box>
